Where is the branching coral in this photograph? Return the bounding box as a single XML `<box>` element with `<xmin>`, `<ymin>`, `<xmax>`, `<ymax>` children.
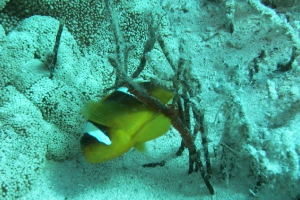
<box><xmin>103</xmin><ymin>0</ymin><xmax>215</xmax><ymax>194</ymax></box>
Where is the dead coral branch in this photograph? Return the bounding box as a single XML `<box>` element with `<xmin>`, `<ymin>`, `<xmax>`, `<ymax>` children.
<box><xmin>47</xmin><ymin>18</ymin><xmax>64</xmax><ymax>79</ymax></box>
<box><xmin>104</xmin><ymin>0</ymin><xmax>214</xmax><ymax>195</ymax></box>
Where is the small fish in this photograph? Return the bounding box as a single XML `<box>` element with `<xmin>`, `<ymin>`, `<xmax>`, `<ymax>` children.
<box><xmin>80</xmin><ymin>82</ymin><xmax>173</xmax><ymax>163</ymax></box>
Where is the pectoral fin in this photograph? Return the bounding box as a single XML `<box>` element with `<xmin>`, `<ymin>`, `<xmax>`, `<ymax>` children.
<box><xmin>133</xmin><ymin>113</ymin><xmax>171</xmax><ymax>143</ymax></box>
<box><xmin>134</xmin><ymin>142</ymin><xmax>146</xmax><ymax>152</ymax></box>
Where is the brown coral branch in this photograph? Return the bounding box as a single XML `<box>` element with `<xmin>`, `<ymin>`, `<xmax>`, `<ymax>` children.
<box><xmin>47</xmin><ymin>18</ymin><xmax>64</xmax><ymax>79</ymax></box>
<box><xmin>124</xmin><ymin>79</ymin><xmax>214</xmax><ymax>195</ymax></box>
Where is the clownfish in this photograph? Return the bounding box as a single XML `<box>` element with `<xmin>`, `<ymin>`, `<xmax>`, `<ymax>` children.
<box><xmin>80</xmin><ymin>82</ymin><xmax>173</xmax><ymax>163</ymax></box>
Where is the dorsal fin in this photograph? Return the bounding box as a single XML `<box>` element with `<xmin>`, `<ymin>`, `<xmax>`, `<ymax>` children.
<box><xmin>81</xmin><ymin>100</ymin><xmax>97</xmax><ymax>119</ymax></box>
<box><xmin>81</xmin><ymin>100</ymin><xmax>124</xmax><ymax>127</ymax></box>
<box><xmin>141</xmin><ymin>82</ymin><xmax>173</xmax><ymax>104</ymax></box>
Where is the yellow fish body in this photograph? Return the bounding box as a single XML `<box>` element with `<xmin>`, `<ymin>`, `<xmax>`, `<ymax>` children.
<box><xmin>80</xmin><ymin>82</ymin><xmax>173</xmax><ymax>163</ymax></box>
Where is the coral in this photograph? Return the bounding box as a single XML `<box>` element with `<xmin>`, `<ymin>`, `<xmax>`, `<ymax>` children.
<box><xmin>261</xmin><ymin>0</ymin><xmax>299</xmax><ymax>9</ymax></box>
<box><xmin>0</xmin><ymin>0</ymin><xmax>9</xmax><ymax>10</ymax></box>
<box><xmin>1</xmin><ymin>0</ymin><xmax>151</xmax><ymax>50</ymax></box>
<box><xmin>0</xmin><ymin>86</ymin><xmax>46</xmax><ymax>199</ymax></box>
<box><xmin>1</xmin><ymin>0</ymin><xmax>107</xmax><ymax>46</ymax></box>
<box><xmin>0</xmin><ymin>15</ymin><xmax>108</xmax><ymax>198</ymax></box>
<box><xmin>1</xmin><ymin>15</ymin><xmax>98</xmax><ymax>157</ymax></box>
<box><xmin>0</xmin><ymin>0</ymin><xmax>160</xmax><ymax>78</ymax></box>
